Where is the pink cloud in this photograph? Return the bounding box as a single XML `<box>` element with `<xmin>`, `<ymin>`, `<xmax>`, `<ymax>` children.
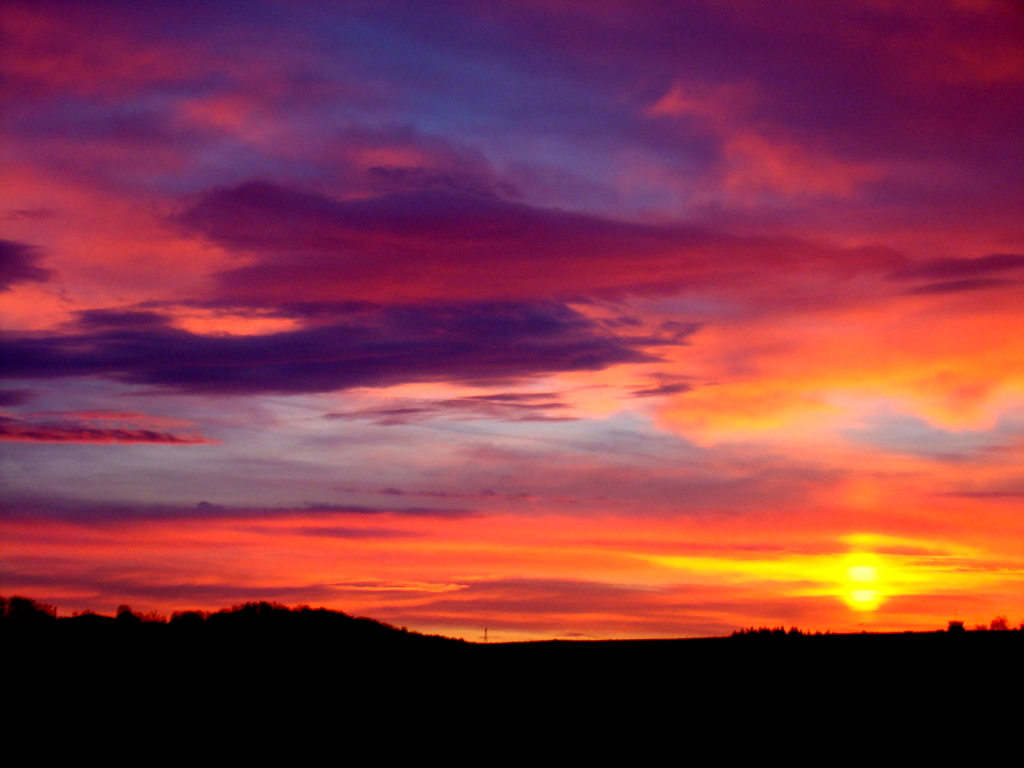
<box><xmin>0</xmin><ymin>414</ymin><xmax>212</xmax><ymax>444</ymax></box>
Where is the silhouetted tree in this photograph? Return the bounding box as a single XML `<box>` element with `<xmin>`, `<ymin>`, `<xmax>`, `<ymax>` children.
<box><xmin>990</xmin><ymin>615</ymin><xmax>1009</xmax><ymax>631</ymax></box>
<box><xmin>1</xmin><ymin>596</ymin><xmax>57</xmax><ymax>623</ymax></box>
<box><xmin>170</xmin><ymin>610</ymin><xmax>207</xmax><ymax>625</ymax></box>
<box><xmin>732</xmin><ymin>625</ymin><xmax>800</xmax><ymax>638</ymax></box>
<box><xmin>116</xmin><ymin>605</ymin><xmax>142</xmax><ymax>623</ymax></box>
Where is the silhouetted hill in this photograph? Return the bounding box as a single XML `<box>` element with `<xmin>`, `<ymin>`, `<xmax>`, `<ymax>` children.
<box><xmin>4</xmin><ymin>596</ymin><xmax>462</xmax><ymax>674</ymax></box>
<box><xmin>5</xmin><ymin>594</ymin><xmax>1022</xmax><ymax>729</ymax></box>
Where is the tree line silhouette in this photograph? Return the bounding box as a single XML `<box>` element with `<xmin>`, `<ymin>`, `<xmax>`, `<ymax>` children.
<box><xmin>4</xmin><ymin>594</ymin><xmax>1021</xmax><ymax>639</ymax></box>
<box><xmin>0</xmin><ymin>594</ymin><xmax>459</xmax><ymax>649</ymax></box>
<box><xmin>5</xmin><ymin>593</ymin><xmax>1022</xmax><ymax>720</ymax></box>
<box><xmin>729</xmin><ymin>617</ymin><xmax>1023</xmax><ymax>637</ymax></box>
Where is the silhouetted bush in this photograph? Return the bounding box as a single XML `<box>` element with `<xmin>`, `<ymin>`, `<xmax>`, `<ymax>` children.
<box><xmin>170</xmin><ymin>610</ymin><xmax>208</xmax><ymax>625</ymax></box>
<box><xmin>117</xmin><ymin>605</ymin><xmax>142</xmax><ymax>623</ymax></box>
<box><xmin>0</xmin><ymin>596</ymin><xmax>57</xmax><ymax>623</ymax></box>
<box><xmin>731</xmin><ymin>625</ymin><xmax>803</xmax><ymax>638</ymax></box>
<box><xmin>114</xmin><ymin>604</ymin><xmax>167</xmax><ymax>623</ymax></box>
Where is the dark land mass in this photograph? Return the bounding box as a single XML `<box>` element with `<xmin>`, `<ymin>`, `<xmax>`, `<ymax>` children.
<box><xmin>5</xmin><ymin>595</ymin><xmax>1022</xmax><ymax>677</ymax></box>
<box><xmin>5</xmin><ymin>596</ymin><xmax>1022</xmax><ymax>731</ymax></box>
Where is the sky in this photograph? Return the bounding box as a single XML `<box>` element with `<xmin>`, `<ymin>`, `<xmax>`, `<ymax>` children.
<box><xmin>2</xmin><ymin>0</ymin><xmax>1023</xmax><ymax>639</ymax></box>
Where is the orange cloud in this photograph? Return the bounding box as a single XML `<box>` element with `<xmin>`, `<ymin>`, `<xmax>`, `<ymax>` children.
<box><xmin>4</xmin><ymin>506</ymin><xmax>1021</xmax><ymax>639</ymax></box>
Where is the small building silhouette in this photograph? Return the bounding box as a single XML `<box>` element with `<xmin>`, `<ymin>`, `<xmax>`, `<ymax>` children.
<box><xmin>947</xmin><ymin>619</ymin><xmax>965</xmax><ymax>633</ymax></box>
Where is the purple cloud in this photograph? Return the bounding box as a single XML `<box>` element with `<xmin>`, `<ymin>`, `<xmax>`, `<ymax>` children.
<box><xmin>0</xmin><ymin>240</ymin><xmax>51</xmax><ymax>291</ymax></box>
<box><xmin>324</xmin><ymin>391</ymin><xmax>574</xmax><ymax>425</ymax></box>
<box><xmin>0</xmin><ymin>302</ymin><xmax>658</xmax><ymax>394</ymax></box>
<box><xmin>1</xmin><ymin>497</ymin><xmax>476</xmax><ymax>524</ymax></box>
<box><xmin>178</xmin><ymin>181</ymin><xmax>903</xmax><ymax>309</ymax></box>
<box><xmin>892</xmin><ymin>253</ymin><xmax>1024</xmax><ymax>281</ymax></box>
<box><xmin>890</xmin><ymin>254</ymin><xmax>1024</xmax><ymax>295</ymax></box>
<box><xmin>0</xmin><ymin>389</ymin><xmax>35</xmax><ymax>407</ymax></box>
<box><xmin>0</xmin><ymin>413</ymin><xmax>211</xmax><ymax>444</ymax></box>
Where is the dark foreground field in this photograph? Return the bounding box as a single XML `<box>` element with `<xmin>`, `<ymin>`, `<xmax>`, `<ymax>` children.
<box><xmin>5</xmin><ymin>597</ymin><xmax>1022</xmax><ymax>736</ymax></box>
<box><xmin>6</xmin><ymin>598</ymin><xmax>1022</xmax><ymax>686</ymax></box>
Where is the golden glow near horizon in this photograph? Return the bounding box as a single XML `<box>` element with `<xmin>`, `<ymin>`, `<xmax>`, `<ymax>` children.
<box><xmin>844</xmin><ymin>555</ymin><xmax>882</xmax><ymax>610</ymax></box>
<box><xmin>3</xmin><ymin>509</ymin><xmax>1024</xmax><ymax>638</ymax></box>
<box><xmin>647</xmin><ymin>532</ymin><xmax>1015</xmax><ymax>617</ymax></box>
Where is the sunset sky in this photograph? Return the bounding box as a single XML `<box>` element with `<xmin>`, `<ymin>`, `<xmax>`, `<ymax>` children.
<box><xmin>2</xmin><ymin>0</ymin><xmax>1023</xmax><ymax>639</ymax></box>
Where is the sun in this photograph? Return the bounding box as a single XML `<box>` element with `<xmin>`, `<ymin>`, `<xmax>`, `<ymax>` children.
<box><xmin>842</xmin><ymin>555</ymin><xmax>883</xmax><ymax>610</ymax></box>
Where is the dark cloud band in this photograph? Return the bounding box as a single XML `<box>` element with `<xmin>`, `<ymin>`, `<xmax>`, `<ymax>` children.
<box><xmin>0</xmin><ymin>240</ymin><xmax>51</xmax><ymax>291</ymax></box>
<box><xmin>179</xmin><ymin>181</ymin><xmax>899</xmax><ymax>307</ymax></box>
<box><xmin>0</xmin><ymin>414</ymin><xmax>210</xmax><ymax>444</ymax></box>
<box><xmin>0</xmin><ymin>302</ymin><xmax>658</xmax><ymax>395</ymax></box>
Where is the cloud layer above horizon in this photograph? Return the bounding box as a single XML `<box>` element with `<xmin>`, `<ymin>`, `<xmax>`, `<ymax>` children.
<box><xmin>2</xmin><ymin>0</ymin><xmax>1023</xmax><ymax>638</ymax></box>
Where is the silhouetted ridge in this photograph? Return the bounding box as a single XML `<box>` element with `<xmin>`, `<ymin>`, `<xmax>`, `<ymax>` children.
<box><xmin>0</xmin><ymin>595</ymin><xmax>57</xmax><ymax>623</ymax></box>
<box><xmin>2</xmin><ymin>594</ymin><xmax>462</xmax><ymax>663</ymax></box>
<box><xmin>167</xmin><ymin>599</ymin><xmax>455</xmax><ymax>645</ymax></box>
<box><xmin>5</xmin><ymin>593</ymin><xmax>1024</xmax><ymax>722</ymax></box>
